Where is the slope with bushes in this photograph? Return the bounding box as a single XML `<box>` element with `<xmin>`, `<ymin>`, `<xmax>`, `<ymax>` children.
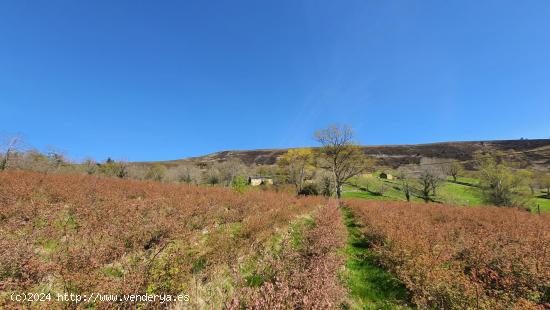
<box><xmin>346</xmin><ymin>199</ymin><xmax>550</xmax><ymax>309</ymax></box>
<box><xmin>0</xmin><ymin>171</ymin><xmax>346</xmax><ymax>309</ymax></box>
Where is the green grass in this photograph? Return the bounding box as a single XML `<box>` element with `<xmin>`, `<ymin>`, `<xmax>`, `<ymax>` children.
<box><xmin>533</xmin><ymin>196</ymin><xmax>550</xmax><ymax>213</ymax></box>
<box><xmin>343</xmin><ymin>176</ymin><xmax>423</xmax><ymax>203</ymax></box>
<box><xmin>437</xmin><ymin>181</ymin><xmax>483</xmax><ymax>206</ymax></box>
<box><xmin>344</xmin><ymin>174</ymin><xmax>550</xmax><ymax>213</ymax></box>
<box><xmin>343</xmin><ymin>190</ymin><xmax>398</xmax><ymax>201</ymax></box>
<box><xmin>341</xmin><ymin>207</ymin><xmax>410</xmax><ymax>310</ymax></box>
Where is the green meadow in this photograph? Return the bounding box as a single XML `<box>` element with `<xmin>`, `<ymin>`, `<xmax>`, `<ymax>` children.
<box><xmin>344</xmin><ymin>173</ymin><xmax>550</xmax><ymax>213</ymax></box>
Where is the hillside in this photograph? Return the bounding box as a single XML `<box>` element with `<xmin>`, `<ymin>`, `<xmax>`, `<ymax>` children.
<box><xmin>0</xmin><ymin>171</ymin><xmax>345</xmax><ymax>309</ymax></box>
<box><xmin>1</xmin><ymin>171</ymin><xmax>547</xmax><ymax>308</ymax></box>
<box><xmin>141</xmin><ymin>139</ymin><xmax>550</xmax><ymax>171</ymax></box>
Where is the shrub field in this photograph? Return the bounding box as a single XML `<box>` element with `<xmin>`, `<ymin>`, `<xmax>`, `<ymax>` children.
<box><xmin>346</xmin><ymin>199</ymin><xmax>550</xmax><ymax>309</ymax></box>
<box><xmin>2</xmin><ymin>170</ymin><xmax>549</xmax><ymax>309</ymax></box>
<box><xmin>0</xmin><ymin>171</ymin><xmax>346</xmax><ymax>309</ymax></box>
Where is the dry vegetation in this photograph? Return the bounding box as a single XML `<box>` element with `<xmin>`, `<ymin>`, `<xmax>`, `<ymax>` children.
<box><xmin>0</xmin><ymin>170</ymin><xmax>346</xmax><ymax>309</ymax></box>
<box><xmin>346</xmin><ymin>199</ymin><xmax>550</xmax><ymax>309</ymax></box>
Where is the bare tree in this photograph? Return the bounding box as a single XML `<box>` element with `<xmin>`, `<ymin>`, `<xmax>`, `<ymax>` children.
<box><xmin>18</xmin><ymin>150</ymin><xmax>49</xmax><ymax>173</ymax></box>
<box><xmin>166</xmin><ymin>164</ymin><xmax>202</xmax><ymax>184</ymax></box>
<box><xmin>82</xmin><ymin>158</ymin><xmax>98</xmax><ymax>175</ymax></box>
<box><xmin>145</xmin><ymin>164</ymin><xmax>166</xmax><ymax>182</ymax></box>
<box><xmin>46</xmin><ymin>147</ymin><xmax>67</xmax><ymax>172</ymax></box>
<box><xmin>397</xmin><ymin>167</ymin><xmax>412</xmax><ymax>201</ymax></box>
<box><xmin>0</xmin><ymin>135</ymin><xmax>23</xmax><ymax>171</ymax></box>
<box><xmin>314</xmin><ymin>124</ymin><xmax>370</xmax><ymax>199</ymax></box>
<box><xmin>203</xmin><ymin>165</ymin><xmax>221</xmax><ymax>185</ymax></box>
<box><xmin>217</xmin><ymin>159</ymin><xmax>248</xmax><ymax>186</ymax></box>
<box><xmin>418</xmin><ymin>158</ymin><xmax>445</xmax><ymax>202</ymax></box>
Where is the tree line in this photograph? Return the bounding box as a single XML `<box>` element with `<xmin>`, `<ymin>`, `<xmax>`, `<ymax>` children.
<box><xmin>2</xmin><ymin>128</ymin><xmax>549</xmax><ymax>208</ymax></box>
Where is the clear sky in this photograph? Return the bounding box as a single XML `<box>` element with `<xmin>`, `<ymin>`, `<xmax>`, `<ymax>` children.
<box><xmin>1</xmin><ymin>0</ymin><xmax>549</xmax><ymax>161</ymax></box>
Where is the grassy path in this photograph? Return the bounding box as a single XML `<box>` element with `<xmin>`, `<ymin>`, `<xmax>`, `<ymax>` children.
<box><xmin>341</xmin><ymin>206</ymin><xmax>410</xmax><ymax>309</ymax></box>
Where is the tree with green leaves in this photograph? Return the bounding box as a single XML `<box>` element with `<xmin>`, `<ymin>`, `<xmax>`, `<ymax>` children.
<box><xmin>100</xmin><ymin>159</ymin><xmax>128</xmax><ymax>179</ymax></box>
<box><xmin>444</xmin><ymin>160</ymin><xmax>463</xmax><ymax>182</ymax></box>
<box><xmin>278</xmin><ymin>148</ymin><xmax>313</xmax><ymax>194</ymax></box>
<box><xmin>475</xmin><ymin>152</ymin><xmax>530</xmax><ymax>207</ymax></box>
<box><xmin>145</xmin><ymin>164</ymin><xmax>166</xmax><ymax>182</ymax></box>
<box><xmin>536</xmin><ymin>172</ymin><xmax>550</xmax><ymax>198</ymax></box>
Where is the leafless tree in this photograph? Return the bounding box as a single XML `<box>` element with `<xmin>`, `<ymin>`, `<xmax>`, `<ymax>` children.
<box><xmin>82</xmin><ymin>158</ymin><xmax>98</xmax><ymax>175</ymax></box>
<box><xmin>45</xmin><ymin>147</ymin><xmax>67</xmax><ymax>172</ymax></box>
<box><xmin>314</xmin><ymin>124</ymin><xmax>370</xmax><ymax>199</ymax></box>
<box><xmin>203</xmin><ymin>165</ymin><xmax>221</xmax><ymax>185</ymax></box>
<box><xmin>166</xmin><ymin>164</ymin><xmax>202</xmax><ymax>184</ymax></box>
<box><xmin>397</xmin><ymin>167</ymin><xmax>413</xmax><ymax>202</ymax></box>
<box><xmin>418</xmin><ymin>158</ymin><xmax>445</xmax><ymax>202</ymax></box>
<box><xmin>0</xmin><ymin>135</ymin><xmax>23</xmax><ymax>171</ymax></box>
<box><xmin>217</xmin><ymin>159</ymin><xmax>248</xmax><ymax>186</ymax></box>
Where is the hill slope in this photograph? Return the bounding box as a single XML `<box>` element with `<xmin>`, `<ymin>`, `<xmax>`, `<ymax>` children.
<box><xmin>142</xmin><ymin>139</ymin><xmax>550</xmax><ymax>171</ymax></box>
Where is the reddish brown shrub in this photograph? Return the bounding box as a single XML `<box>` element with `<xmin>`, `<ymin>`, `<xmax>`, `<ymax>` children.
<box><xmin>229</xmin><ymin>200</ymin><xmax>348</xmax><ymax>309</ymax></box>
<box><xmin>0</xmin><ymin>170</ymin><xmax>329</xmax><ymax>309</ymax></box>
<box><xmin>346</xmin><ymin>199</ymin><xmax>550</xmax><ymax>309</ymax></box>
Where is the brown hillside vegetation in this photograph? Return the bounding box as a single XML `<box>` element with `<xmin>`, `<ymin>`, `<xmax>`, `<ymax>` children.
<box><xmin>146</xmin><ymin>139</ymin><xmax>550</xmax><ymax>171</ymax></box>
<box><xmin>0</xmin><ymin>171</ymin><xmax>346</xmax><ymax>309</ymax></box>
<box><xmin>346</xmin><ymin>199</ymin><xmax>550</xmax><ymax>309</ymax></box>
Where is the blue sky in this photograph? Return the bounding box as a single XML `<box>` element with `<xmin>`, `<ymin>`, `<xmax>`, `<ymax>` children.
<box><xmin>1</xmin><ymin>0</ymin><xmax>549</xmax><ymax>161</ymax></box>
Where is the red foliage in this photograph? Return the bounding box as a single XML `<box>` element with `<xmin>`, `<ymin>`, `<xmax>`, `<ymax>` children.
<box><xmin>0</xmin><ymin>170</ymin><xmax>332</xmax><ymax>309</ymax></box>
<box><xmin>229</xmin><ymin>200</ymin><xmax>348</xmax><ymax>309</ymax></box>
<box><xmin>346</xmin><ymin>199</ymin><xmax>550</xmax><ymax>309</ymax></box>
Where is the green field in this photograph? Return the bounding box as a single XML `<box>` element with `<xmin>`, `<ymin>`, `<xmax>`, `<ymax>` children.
<box><xmin>344</xmin><ymin>174</ymin><xmax>550</xmax><ymax>213</ymax></box>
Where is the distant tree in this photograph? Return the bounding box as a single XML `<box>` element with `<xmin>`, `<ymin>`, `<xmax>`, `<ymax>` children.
<box><xmin>0</xmin><ymin>135</ymin><xmax>23</xmax><ymax>171</ymax></box>
<box><xmin>418</xmin><ymin>170</ymin><xmax>437</xmax><ymax>202</ymax></box>
<box><xmin>315</xmin><ymin>170</ymin><xmax>334</xmax><ymax>197</ymax></box>
<box><xmin>517</xmin><ymin>169</ymin><xmax>536</xmax><ymax>195</ymax></box>
<box><xmin>46</xmin><ymin>147</ymin><xmax>67</xmax><ymax>172</ymax></box>
<box><xmin>377</xmin><ymin>182</ymin><xmax>389</xmax><ymax>196</ymax></box>
<box><xmin>314</xmin><ymin>124</ymin><xmax>370</xmax><ymax>199</ymax></box>
<box><xmin>166</xmin><ymin>164</ymin><xmax>201</xmax><ymax>184</ymax></box>
<box><xmin>359</xmin><ymin>175</ymin><xmax>371</xmax><ymax>192</ymax></box>
<box><xmin>218</xmin><ymin>159</ymin><xmax>247</xmax><ymax>187</ymax></box>
<box><xmin>418</xmin><ymin>159</ymin><xmax>445</xmax><ymax>202</ymax></box>
<box><xmin>82</xmin><ymin>158</ymin><xmax>98</xmax><ymax>175</ymax></box>
<box><xmin>536</xmin><ymin>173</ymin><xmax>550</xmax><ymax>198</ymax></box>
<box><xmin>397</xmin><ymin>168</ymin><xmax>412</xmax><ymax>202</ymax></box>
<box><xmin>19</xmin><ymin>150</ymin><xmax>50</xmax><ymax>173</ymax></box>
<box><xmin>100</xmin><ymin>159</ymin><xmax>128</xmax><ymax>179</ymax></box>
<box><xmin>278</xmin><ymin>148</ymin><xmax>313</xmax><ymax>194</ymax></box>
<box><xmin>444</xmin><ymin>160</ymin><xmax>464</xmax><ymax>182</ymax></box>
<box><xmin>204</xmin><ymin>165</ymin><xmax>220</xmax><ymax>185</ymax></box>
<box><xmin>145</xmin><ymin>164</ymin><xmax>166</xmax><ymax>182</ymax></box>
<box><xmin>475</xmin><ymin>152</ymin><xmax>530</xmax><ymax>207</ymax></box>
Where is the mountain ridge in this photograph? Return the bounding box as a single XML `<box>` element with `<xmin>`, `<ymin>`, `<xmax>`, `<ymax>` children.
<box><xmin>134</xmin><ymin>138</ymin><xmax>550</xmax><ymax>171</ymax></box>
